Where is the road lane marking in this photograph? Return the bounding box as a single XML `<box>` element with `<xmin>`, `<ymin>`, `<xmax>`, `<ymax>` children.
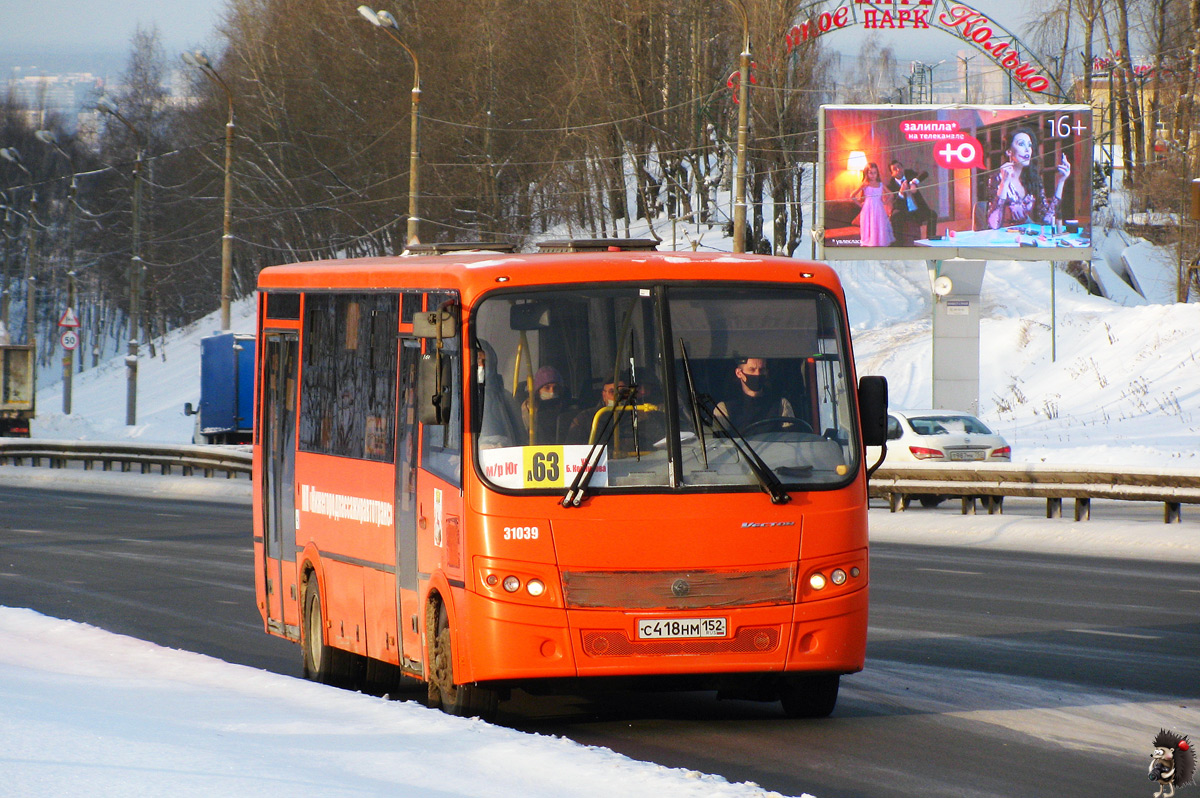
<box><xmin>1065</xmin><ymin>628</ymin><xmax>1160</xmax><ymax>640</ymax></box>
<box><xmin>915</xmin><ymin>567</ymin><xmax>983</xmax><ymax>576</ymax></box>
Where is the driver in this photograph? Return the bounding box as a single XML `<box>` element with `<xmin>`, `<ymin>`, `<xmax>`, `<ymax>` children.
<box><xmin>714</xmin><ymin>357</ymin><xmax>794</xmax><ymax>432</ymax></box>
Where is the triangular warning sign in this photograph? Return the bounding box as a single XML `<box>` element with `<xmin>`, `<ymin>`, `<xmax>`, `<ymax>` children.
<box><xmin>58</xmin><ymin>307</ymin><xmax>80</xmax><ymax>327</ymax></box>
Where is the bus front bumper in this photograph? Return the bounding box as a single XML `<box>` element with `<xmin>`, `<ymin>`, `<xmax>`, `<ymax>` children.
<box><xmin>454</xmin><ymin>587</ymin><xmax>866</xmax><ymax>684</ymax></box>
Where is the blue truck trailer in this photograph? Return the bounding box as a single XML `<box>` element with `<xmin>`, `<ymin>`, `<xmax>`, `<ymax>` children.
<box><xmin>184</xmin><ymin>332</ymin><xmax>255</xmax><ymax>444</ymax></box>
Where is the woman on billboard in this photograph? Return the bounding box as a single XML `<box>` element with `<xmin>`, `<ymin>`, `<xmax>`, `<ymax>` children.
<box><xmin>987</xmin><ymin>126</ymin><xmax>1071</xmax><ymax>229</ymax></box>
<box><xmin>850</xmin><ymin>162</ymin><xmax>895</xmax><ymax>246</ymax></box>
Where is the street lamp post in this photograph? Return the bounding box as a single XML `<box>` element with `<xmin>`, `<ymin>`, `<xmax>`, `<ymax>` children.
<box><xmin>0</xmin><ymin>193</ymin><xmax>12</xmax><ymax>334</ymax></box>
<box><xmin>726</xmin><ymin>0</ymin><xmax>751</xmax><ymax>253</ymax></box>
<box><xmin>0</xmin><ymin>148</ymin><xmax>38</xmax><ymax>350</ymax></box>
<box><xmin>35</xmin><ymin>129</ymin><xmax>79</xmax><ymax>414</ymax></box>
<box><xmin>183</xmin><ymin>50</ymin><xmax>236</xmax><ymax>331</ymax></box>
<box><xmin>357</xmin><ymin>5</ymin><xmax>422</xmax><ymax>247</ymax></box>
<box><xmin>97</xmin><ymin>97</ymin><xmax>144</xmax><ymax>426</ymax></box>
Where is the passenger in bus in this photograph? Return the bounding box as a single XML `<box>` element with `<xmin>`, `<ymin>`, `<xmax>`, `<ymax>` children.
<box><xmin>566</xmin><ymin>380</ymin><xmax>625</xmax><ymax>445</ymax></box>
<box><xmin>566</xmin><ymin>376</ymin><xmax>667</xmax><ymax>453</ymax></box>
<box><xmin>714</xmin><ymin>357</ymin><xmax>795</xmax><ymax>432</ymax></box>
<box><xmin>521</xmin><ymin>365</ymin><xmax>568</xmax><ymax>444</ymax></box>
<box><xmin>623</xmin><ymin>374</ymin><xmax>667</xmax><ymax>452</ymax></box>
<box><xmin>476</xmin><ymin>341</ymin><xmax>525</xmax><ymax>449</ymax></box>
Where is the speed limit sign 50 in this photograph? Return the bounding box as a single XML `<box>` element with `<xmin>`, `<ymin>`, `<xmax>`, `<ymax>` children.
<box><xmin>60</xmin><ymin>330</ymin><xmax>79</xmax><ymax>351</ymax></box>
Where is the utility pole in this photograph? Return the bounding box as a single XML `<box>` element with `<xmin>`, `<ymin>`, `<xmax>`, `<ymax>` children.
<box><xmin>24</xmin><ymin>192</ymin><xmax>37</xmax><ymax>348</ymax></box>
<box><xmin>0</xmin><ymin>197</ymin><xmax>12</xmax><ymax>332</ymax></box>
<box><xmin>128</xmin><ymin>148</ymin><xmax>143</xmax><ymax>426</ymax></box>
<box><xmin>182</xmin><ymin>51</ymin><xmax>236</xmax><ymax>331</ymax></box>
<box><xmin>726</xmin><ymin>0</ymin><xmax>751</xmax><ymax>253</ymax></box>
<box><xmin>958</xmin><ymin>55</ymin><xmax>975</xmax><ymax>103</ymax></box>
<box><xmin>97</xmin><ymin>96</ymin><xmax>145</xmax><ymax>426</ymax></box>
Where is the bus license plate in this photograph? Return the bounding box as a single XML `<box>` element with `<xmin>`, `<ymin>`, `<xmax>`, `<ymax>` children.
<box><xmin>637</xmin><ymin>617</ymin><xmax>727</xmax><ymax>640</ymax></box>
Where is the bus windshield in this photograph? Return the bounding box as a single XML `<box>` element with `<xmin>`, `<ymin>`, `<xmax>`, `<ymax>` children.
<box><xmin>472</xmin><ymin>284</ymin><xmax>859</xmax><ymax>493</ymax></box>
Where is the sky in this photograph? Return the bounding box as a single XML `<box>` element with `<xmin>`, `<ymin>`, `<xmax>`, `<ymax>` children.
<box><xmin>0</xmin><ymin>0</ymin><xmax>229</xmax><ymax>76</ymax></box>
<box><xmin>0</xmin><ymin>0</ymin><xmax>1033</xmax><ymax>76</ymax></box>
<box><xmin>4</xmin><ymin>0</ymin><xmax>227</xmax><ymax>55</ymax></box>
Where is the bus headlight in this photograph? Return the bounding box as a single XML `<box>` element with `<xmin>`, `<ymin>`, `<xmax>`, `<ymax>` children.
<box><xmin>802</xmin><ymin>555</ymin><xmax>867</xmax><ymax>601</ymax></box>
<box><xmin>476</xmin><ymin>556</ymin><xmax>560</xmax><ymax>606</ymax></box>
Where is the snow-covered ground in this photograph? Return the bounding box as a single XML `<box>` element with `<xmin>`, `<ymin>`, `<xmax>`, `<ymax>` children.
<box><xmin>4</xmin><ymin>221</ymin><xmax>1198</xmax><ymax>797</ymax></box>
<box><xmin>0</xmin><ymin>603</ymin><xmax>799</xmax><ymax>798</ymax></box>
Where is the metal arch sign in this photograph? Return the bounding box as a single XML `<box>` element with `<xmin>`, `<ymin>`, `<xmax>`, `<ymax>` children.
<box><xmin>786</xmin><ymin>0</ymin><xmax>1065</xmax><ymax>98</ymax></box>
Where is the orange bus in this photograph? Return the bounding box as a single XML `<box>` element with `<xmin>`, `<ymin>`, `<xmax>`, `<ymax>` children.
<box><xmin>253</xmin><ymin>242</ymin><xmax>888</xmax><ymax>720</ymax></box>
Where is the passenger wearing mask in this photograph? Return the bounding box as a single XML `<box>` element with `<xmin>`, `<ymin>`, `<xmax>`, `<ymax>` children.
<box><xmin>714</xmin><ymin>357</ymin><xmax>794</xmax><ymax>432</ymax></box>
<box><xmin>476</xmin><ymin>341</ymin><xmax>524</xmax><ymax>449</ymax></box>
<box><xmin>521</xmin><ymin>365</ymin><xmax>567</xmax><ymax>444</ymax></box>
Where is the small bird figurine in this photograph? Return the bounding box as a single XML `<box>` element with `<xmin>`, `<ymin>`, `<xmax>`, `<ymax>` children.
<box><xmin>1149</xmin><ymin>729</ymin><xmax>1195</xmax><ymax>798</ymax></box>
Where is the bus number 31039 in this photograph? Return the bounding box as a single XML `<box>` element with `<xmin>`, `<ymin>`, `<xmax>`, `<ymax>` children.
<box><xmin>503</xmin><ymin>526</ymin><xmax>540</xmax><ymax>540</ymax></box>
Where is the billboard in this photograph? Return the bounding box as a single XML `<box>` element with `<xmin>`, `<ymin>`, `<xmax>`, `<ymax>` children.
<box><xmin>818</xmin><ymin>105</ymin><xmax>1093</xmax><ymax>261</ymax></box>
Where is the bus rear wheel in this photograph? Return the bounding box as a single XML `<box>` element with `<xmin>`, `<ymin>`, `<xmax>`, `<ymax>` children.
<box><xmin>779</xmin><ymin>673</ymin><xmax>840</xmax><ymax>718</ymax></box>
<box><xmin>426</xmin><ymin>599</ymin><xmax>499</xmax><ymax>720</ymax></box>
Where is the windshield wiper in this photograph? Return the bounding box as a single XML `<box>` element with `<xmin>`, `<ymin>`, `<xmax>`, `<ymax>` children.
<box><xmin>678</xmin><ymin>341</ymin><xmax>790</xmax><ymax>505</ymax></box>
<box><xmin>562</xmin><ymin>387</ymin><xmax>638</xmax><ymax>508</ymax></box>
<box><xmin>678</xmin><ymin>340</ymin><xmax>709</xmax><ymax>470</ymax></box>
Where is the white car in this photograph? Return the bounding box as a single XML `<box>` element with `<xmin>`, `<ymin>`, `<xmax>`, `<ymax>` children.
<box><xmin>870</xmin><ymin>409</ymin><xmax>1011</xmax><ymax>465</ymax></box>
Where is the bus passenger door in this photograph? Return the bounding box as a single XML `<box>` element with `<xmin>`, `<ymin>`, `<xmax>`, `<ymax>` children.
<box><xmin>395</xmin><ymin>338</ymin><xmax>422</xmax><ymax>669</ymax></box>
<box><xmin>261</xmin><ymin>333</ymin><xmax>299</xmax><ymax>637</ymax></box>
<box><xmin>417</xmin><ymin>338</ymin><xmax>464</xmax><ymax>586</ymax></box>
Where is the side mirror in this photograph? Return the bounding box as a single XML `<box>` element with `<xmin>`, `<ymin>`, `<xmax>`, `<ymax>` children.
<box><xmin>183</xmin><ymin>402</ymin><xmax>196</xmax><ymax>416</ymax></box>
<box><xmin>417</xmin><ymin>352</ymin><xmax>453</xmax><ymax>425</ymax></box>
<box><xmin>413</xmin><ymin>305</ymin><xmax>459</xmax><ymax>339</ymax></box>
<box><xmin>858</xmin><ymin>375</ymin><xmax>888</xmax><ymax>447</ymax></box>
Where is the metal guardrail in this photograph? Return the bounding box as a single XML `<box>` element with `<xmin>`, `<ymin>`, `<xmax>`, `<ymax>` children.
<box><xmin>870</xmin><ymin>462</ymin><xmax>1200</xmax><ymax>523</ymax></box>
<box><xmin>0</xmin><ymin>439</ymin><xmax>252</xmax><ymax>479</ymax></box>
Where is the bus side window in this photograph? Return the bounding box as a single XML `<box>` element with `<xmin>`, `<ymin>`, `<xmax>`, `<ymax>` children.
<box><xmin>299</xmin><ymin>292</ymin><xmax>399</xmax><ymax>462</ymax></box>
<box><xmin>422</xmin><ymin>354</ymin><xmax>461</xmax><ymax>484</ymax></box>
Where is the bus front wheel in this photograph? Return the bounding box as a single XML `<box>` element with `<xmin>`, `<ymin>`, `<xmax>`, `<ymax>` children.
<box><xmin>302</xmin><ymin>573</ymin><xmax>360</xmax><ymax>686</ymax></box>
<box><xmin>426</xmin><ymin>599</ymin><xmax>499</xmax><ymax>720</ymax></box>
<box><xmin>779</xmin><ymin>673</ymin><xmax>840</xmax><ymax>718</ymax></box>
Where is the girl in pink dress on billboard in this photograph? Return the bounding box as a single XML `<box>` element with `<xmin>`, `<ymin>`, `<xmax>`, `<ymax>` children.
<box><xmin>850</xmin><ymin>162</ymin><xmax>895</xmax><ymax>247</ymax></box>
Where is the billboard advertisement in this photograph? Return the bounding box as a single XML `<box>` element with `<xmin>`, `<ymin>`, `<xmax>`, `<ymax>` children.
<box><xmin>818</xmin><ymin>105</ymin><xmax>1093</xmax><ymax>261</ymax></box>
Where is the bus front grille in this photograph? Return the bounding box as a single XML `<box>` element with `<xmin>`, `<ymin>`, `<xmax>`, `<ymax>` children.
<box><xmin>561</xmin><ymin>567</ymin><xmax>795</xmax><ymax>610</ymax></box>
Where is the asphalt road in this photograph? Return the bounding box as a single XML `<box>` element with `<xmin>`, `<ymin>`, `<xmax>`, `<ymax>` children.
<box><xmin>1</xmin><ymin>480</ymin><xmax>1197</xmax><ymax>797</ymax></box>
